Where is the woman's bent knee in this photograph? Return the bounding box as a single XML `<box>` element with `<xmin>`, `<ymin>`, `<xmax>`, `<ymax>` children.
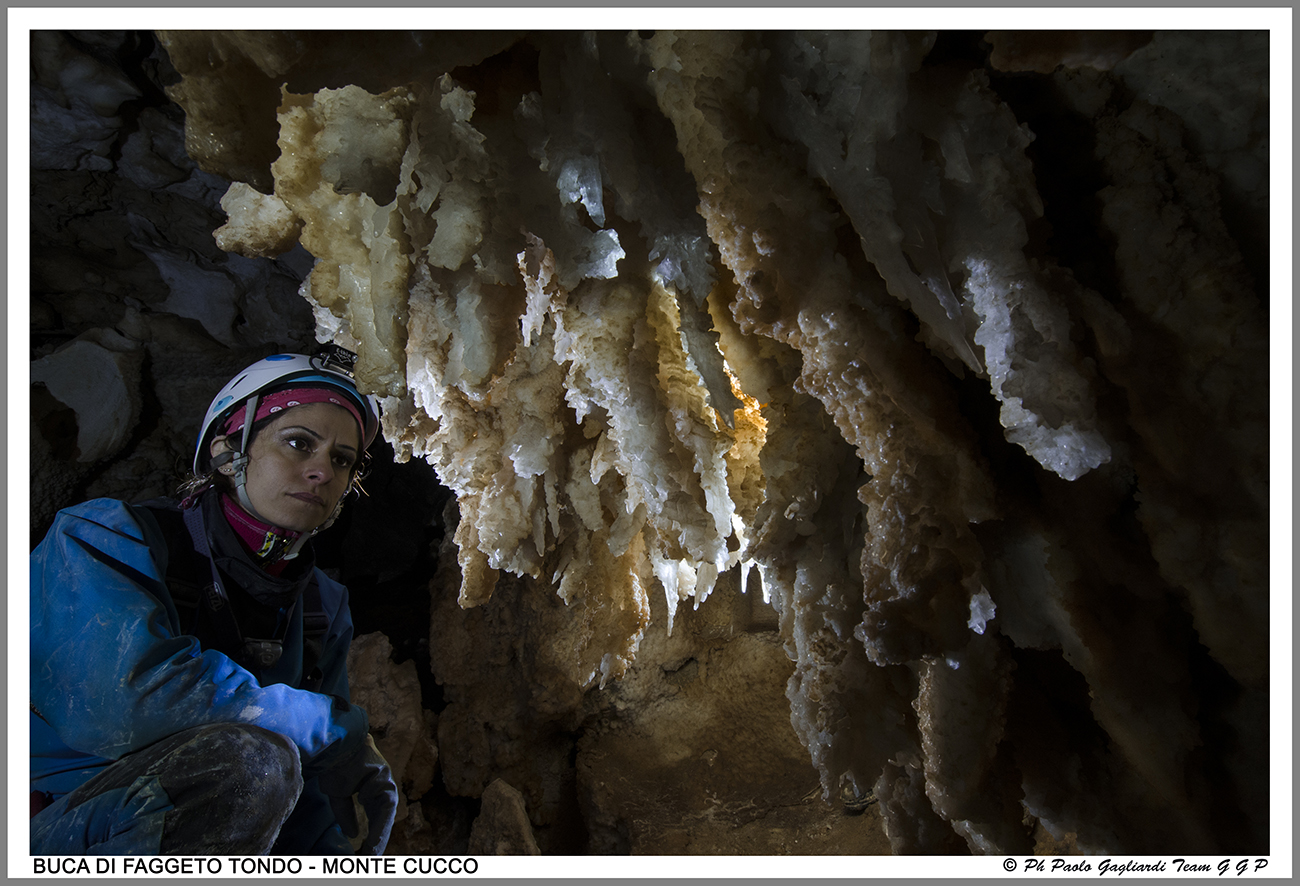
<box><xmin>157</xmin><ymin>724</ymin><xmax>302</xmax><ymax>855</ymax></box>
<box><xmin>35</xmin><ymin>723</ymin><xmax>304</xmax><ymax>855</ymax></box>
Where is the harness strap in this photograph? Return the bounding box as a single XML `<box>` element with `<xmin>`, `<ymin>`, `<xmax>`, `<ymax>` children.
<box><xmin>130</xmin><ymin>500</ymin><xmax>329</xmax><ymax>684</ymax></box>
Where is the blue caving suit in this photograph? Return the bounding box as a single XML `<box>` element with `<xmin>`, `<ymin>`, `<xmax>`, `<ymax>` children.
<box><xmin>30</xmin><ymin>495</ymin><xmax>368</xmax><ymax>854</ymax></box>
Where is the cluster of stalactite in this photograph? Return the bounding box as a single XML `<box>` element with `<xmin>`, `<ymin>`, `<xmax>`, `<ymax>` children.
<box><xmin>159</xmin><ymin>29</ymin><xmax>1269</xmax><ymax>854</ymax></box>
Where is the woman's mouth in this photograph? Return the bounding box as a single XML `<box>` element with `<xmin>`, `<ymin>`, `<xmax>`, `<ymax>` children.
<box><xmin>290</xmin><ymin>492</ymin><xmax>325</xmax><ymax>506</ymax></box>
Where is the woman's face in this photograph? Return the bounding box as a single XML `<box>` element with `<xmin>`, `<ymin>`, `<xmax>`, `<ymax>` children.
<box><xmin>211</xmin><ymin>401</ymin><xmax>362</xmax><ymax>533</ymax></box>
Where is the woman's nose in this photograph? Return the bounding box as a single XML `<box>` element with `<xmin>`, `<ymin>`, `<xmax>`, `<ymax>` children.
<box><xmin>304</xmin><ymin>452</ymin><xmax>335</xmax><ymax>483</ymax></box>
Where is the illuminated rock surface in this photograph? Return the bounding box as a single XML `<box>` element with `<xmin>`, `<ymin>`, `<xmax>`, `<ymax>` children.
<box><xmin>468</xmin><ymin>779</ymin><xmax>542</xmax><ymax>856</ymax></box>
<box><xmin>30</xmin><ymin>29</ymin><xmax>1272</xmax><ymax>855</ymax></box>
<box><xmin>347</xmin><ymin>632</ymin><xmax>438</xmax><ymax>827</ymax></box>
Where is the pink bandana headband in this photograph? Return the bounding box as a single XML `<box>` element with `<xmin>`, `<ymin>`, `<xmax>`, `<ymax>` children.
<box><xmin>222</xmin><ymin>387</ymin><xmax>365</xmax><ymax>441</ymax></box>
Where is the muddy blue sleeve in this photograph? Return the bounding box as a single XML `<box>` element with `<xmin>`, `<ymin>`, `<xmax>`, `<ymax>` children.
<box><xmin>30</xmin><ymin>499</ymin><xmax>367</xmax><ymax>775</ymax></box>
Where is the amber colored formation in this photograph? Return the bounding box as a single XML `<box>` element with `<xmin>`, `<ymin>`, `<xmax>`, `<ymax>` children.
<box><xmin>61</xmin><ymin>30</ymin><xmax>1269</xmax><ymax>854</ymax></box>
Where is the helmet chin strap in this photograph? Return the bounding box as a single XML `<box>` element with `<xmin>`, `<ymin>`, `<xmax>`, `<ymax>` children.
<box><xmin>231</xmin><ymin>394</ymin><xmax>274</xmax><ymax>524</ymax></box>
<box><xmin>280</xmin><ymin>527</ymin><xmax>313</xmax><ymax>561</ymax></box>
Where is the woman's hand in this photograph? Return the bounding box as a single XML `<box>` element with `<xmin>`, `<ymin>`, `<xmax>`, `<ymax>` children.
<box><xmin>316</xmin><ymin>733</ymin><xmax>398</xmax><ymax>855</ymax></box>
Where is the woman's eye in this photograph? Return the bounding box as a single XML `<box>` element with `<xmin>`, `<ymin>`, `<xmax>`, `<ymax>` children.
<box><xmin>287</xmin><ymin>436</ymin><xmax>311</xmax><ymax>452</ymax></box>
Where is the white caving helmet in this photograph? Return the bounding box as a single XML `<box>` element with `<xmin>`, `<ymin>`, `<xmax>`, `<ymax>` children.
<box><xmin>193</xmin><ymin>345</ymin><xmax>382</xmax><ymax>556</ymax></box>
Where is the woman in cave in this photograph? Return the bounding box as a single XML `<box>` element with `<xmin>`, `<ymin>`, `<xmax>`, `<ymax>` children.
<box><xmin>29</xmin><ymin>346</ymin><xmax>398</xmax><ymax>856</ymax></box>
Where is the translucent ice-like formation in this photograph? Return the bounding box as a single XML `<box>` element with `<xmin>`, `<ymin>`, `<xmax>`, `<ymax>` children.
<box><xmin>765</xmin><ymin>31</ymin><xmax>1112</xmax><ymax>481</ymax></box>
<box><xmin>195</xmin><ymin>29</ymin><xmax>1268</xmax><ymax>855</ymax></box>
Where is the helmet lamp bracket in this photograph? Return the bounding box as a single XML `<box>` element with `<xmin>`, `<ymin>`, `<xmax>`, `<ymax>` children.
<box><xmin>312</xmin><ymin>343</ymin><xmax>359</xmax><ymax>378</ymax></box>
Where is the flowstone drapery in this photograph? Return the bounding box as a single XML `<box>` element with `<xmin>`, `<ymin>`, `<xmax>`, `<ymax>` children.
<box><xmin>169</xmin><ymin>30</ymin><xmax>1269</xmax><ymax>854</ymax></box>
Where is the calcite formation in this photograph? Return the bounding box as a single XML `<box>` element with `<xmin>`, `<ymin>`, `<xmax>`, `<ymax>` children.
<box><xmin>167</xmin><ymin>29</ymin><xmax>1269</xmax><ymax>854</ymax></box>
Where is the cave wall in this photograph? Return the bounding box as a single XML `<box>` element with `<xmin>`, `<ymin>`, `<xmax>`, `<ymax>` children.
<box><xmin>28</xmin><ymin>29</ymin><xmax>1272</xmax><ymax>856</ymax></box>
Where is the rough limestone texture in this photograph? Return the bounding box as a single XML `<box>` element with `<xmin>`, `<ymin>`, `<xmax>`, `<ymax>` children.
<box><xmin>468</xmin><ymin>780</ymin><xmax>542</xmax><ymax>856</ymax></box>
<box><xmin>347</xmin><ymin>632</ymin><xmax>439</xmax><ymax>824</ymax></box>
<box><xmin>36</xmin><ymin>29</ymin><xmax>1272</xmax><ymax>856</ymax></box>
<box><xmin>28</xmin><ymin>31</ymin><xmax>320</xmax><ymax>542</ymax></box>
<box><xmin>576</xmin><ymin>567</ymin><xmax>893</xmax><ymax>855</ymax></box>
<box><xmin>30</xmin><ymin>332</ymin><xmax>144</xmax><ymax>464</ymax></box>
<box><xmin>429</xmin><ymin>496</ymin><xmax>892</xmax><ymax>854</ymax></box>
